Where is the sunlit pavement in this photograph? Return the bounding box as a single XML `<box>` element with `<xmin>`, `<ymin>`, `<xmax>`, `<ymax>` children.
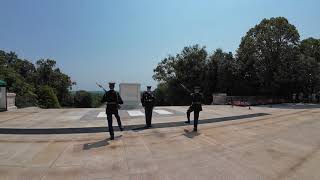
<box><xmin>0</xmin><ymin>104</ymin><xmax>320</xmax><ymax>180</ymax></box>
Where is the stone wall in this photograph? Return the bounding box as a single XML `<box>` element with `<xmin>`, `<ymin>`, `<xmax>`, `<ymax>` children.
<box><xmin>212</xmin><ymin>93</ymin><xmax>227</xmax><ymax>105</ymax></box>
<box><xmin>226</xmin><ymin>96</ymin><xmax>289</xmax><ymax>106</ymax></box>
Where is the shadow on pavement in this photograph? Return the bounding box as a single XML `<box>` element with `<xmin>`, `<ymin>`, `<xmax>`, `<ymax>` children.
<box><xmin>83</xmin><ymin>138</ymin><xmax>109</xmax><ymax>150</ymax></box>
<box><xmin>83</xmin><ymin>135</ymin><xmax>122</xmax><ymax>150</ymax></box>
<box><xmin>183</xmin><ymin>129</ymin><xmax>200</xmax><ymax>138</ymax></box>
<box><xmin>0</xmin><ymin>113</ymin><xmax>270</xmax><ymax>134</ymax></box>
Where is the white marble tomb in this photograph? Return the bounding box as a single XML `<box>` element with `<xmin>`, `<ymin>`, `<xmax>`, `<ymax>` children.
<box><xmin>119</xmin><ymin>83</ymin><xmax>141</xmax><ymax>109</ymax></box>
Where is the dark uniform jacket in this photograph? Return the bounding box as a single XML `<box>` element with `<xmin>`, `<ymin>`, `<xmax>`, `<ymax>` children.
<box><xmin>141</xmin><ymin>91</ymin><xmax>155</xmax><ymax>108</ymax></box>
<box><xmin>101</xmin><ymin>90</ymin><xmax>123</xmax><ymax>114</ymax></box>
<box><xmin>190</xmin><ymin>92</ymin><xmax>203</xmax><ymax>111</ymax></box>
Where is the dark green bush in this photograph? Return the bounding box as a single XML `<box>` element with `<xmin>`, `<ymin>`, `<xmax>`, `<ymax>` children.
<box><xmin>59</xmin><ymin>92</ymin><xmax>74</xmax><ymax>107</ymax></box>
<box><xmin>74</xmin><ymin>90</ymin><xmax>93</xmax><ymax>108</ymax></box>
<box><xmin>16</xmin><ymin>91</ymin><xmax>38</xmax><ymax>108</ymax></box>
<box><xmin>37</xmin><ymin>85</ymin><xmax>60</xmax><ymax>108</ymax></box>
<box><xmin>91</xmin><ymin>92</ymin><xmax>104</xmax><ymax>108</ymax></box>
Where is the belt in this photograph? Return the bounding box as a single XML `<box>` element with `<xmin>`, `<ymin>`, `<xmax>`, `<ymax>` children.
<box><xmin>107</xmin><ymin>102</ymin><xmax>117</xmax><ymax>105</ymax></box>
<box><xmin>145</xmin><ymin>100</ymin><xmax>154</xmax><ymax>102</ymax></box>
<box><xmin>192</xmin><ymin>102</ymin><xmax>201</xmax><ymax>104</ymax></box>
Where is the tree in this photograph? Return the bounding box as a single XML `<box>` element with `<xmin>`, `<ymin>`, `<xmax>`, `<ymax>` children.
<box><xmin>35</xmin><ymin>59</ymin><xmax>75</xmax><ymax>105</ymax></box>
<box><xmin>0</xmin><ymin>50</ymin><xmax>75</xmax><ymax>108</ymax></box>
<box><xmin>300</xmin><ymin>38</ymin><xmax>320</xmax><ymax>62</ymax></box>
<box><xmin>153</xmin><ymin>45</ymin><xmax>208</xmax><ymax>105</ymax></box>
<box><xmin>153</xmin><ymin>82</ymin><xmax>169</xmax><ymax>106</ymax></box>
<box><xmin>37</xmin><ymin>85</ymin><xmax>60</xmax><ymax>108</ymax></box>
<box><xmin>237</xmin><ymin>17</ymin><xmax>300</xmax><ymax>96</ymax></box>
<box><xmin>209</xmin><ymin>49</ymin><xmax>238</xmax><ymax>95</ymax></box>
<box><xmin>74</xmin><ymin>90</ymin><xmax>93</xmax><ymax>108</ymax></box>
<box><xmin>298</xmin><ymin>38</ymin><xmax>320</xmax><ymax>93</ymax></box>
<box><xmin>153</xmin><ymin>46</ymin><xmax>242</xmax><ymax>104</ymax></box>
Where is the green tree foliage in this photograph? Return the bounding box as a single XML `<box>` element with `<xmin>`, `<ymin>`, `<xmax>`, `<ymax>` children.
<box><xmin>237</xmin><ymin>17</ymin><xmax>300</xmax><ymax>95</ymax></box>
<box><xmin>74</xmin><ymin>90</ymin><xmax>93</xmax><ymax>108</ymax></box>
<box><xmin>35</xmin><ymin>59</ymin><xmax>75</xmax><ymax>105</ymax></box>
<box><xmin>0</xmin><ymin>50</ymin><xmax>75</xmax><ymax>108</ymax></box>
<box><xmin>37</xmin><ymin>85</ymin><xmax>61</xmax><ymax>108</ymax></box>
<box><xmin>209</xmin><ymin>49</ymin><xmax>239</xmax><ymax>95</ymax></box>
<box><xmin>298</xmin><ymin>38</ymin><xmax>320</xmax><ymax>93</ymax></box>
<box><xmin>0</xmin><ymin>51</ymin><xmax>38</xmax><ymax>107</ymax></box>
<box><xmin>90</xmin><ymin>92</ymin><xmax>104</xmax><ymax>108</ymax></box>
<box><xmin>153</xmin><ymin>45</ymin><xmax>242</xmax><ymax>105</ymax></box>
<box><xmin>153</xmin><ymin>45</ymin><xmax>209</xmax><ymax>104</ymax></box>
<box><xmin>300</xmin><ymin>38</ymin><xmax>320</xmax><ymax>62</ymax></box>
<box><xmin>153</xmin><ymin>17</ymin><xmax>320</xmax><ymax>105</ymax></box>
<box><xmin>153</xmin><ymin>83</ymin><xmax>169</xmax><ymax>106</ymax></box>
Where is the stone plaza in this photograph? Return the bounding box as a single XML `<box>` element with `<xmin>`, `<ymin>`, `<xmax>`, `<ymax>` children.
<box><xmin>0</xmin><ymin>104</ymin><xmax>320</xmax><ymax>179</ymax></box>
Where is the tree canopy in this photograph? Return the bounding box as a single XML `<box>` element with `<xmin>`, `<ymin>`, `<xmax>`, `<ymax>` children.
<box><xmin>0</xmin><ymin>50</ymin><xmax>75</xmax><ymax>108</ymax></box>
<box><xmin>1</xmin><ymin>17</ymin><xmax>320</xmax><ymax>107</ymax></box>
<box><xmin>153</xmin><ymin>17</ymin><xmax>320</xmax><ymax>105</ymax></box>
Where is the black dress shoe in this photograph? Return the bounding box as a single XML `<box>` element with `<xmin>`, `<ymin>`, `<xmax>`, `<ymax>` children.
<box><xmin>110</xmin><ymin>136</ymin><xmax>114</xmax><ymax>140</ymax></box>
<box><xmin>193</xmin><ymin>128</ymin><xmax>197</xmax><ymax>132</ymax></box>
<box><xmin>119</xmin><ymin>126</ymin><xmax>124</xmax><ymax>131</ymax></box>
<box><xmin>184</xmin><ymin>121</ymin><xmax>190</xmax><ymax>124</ymax></box>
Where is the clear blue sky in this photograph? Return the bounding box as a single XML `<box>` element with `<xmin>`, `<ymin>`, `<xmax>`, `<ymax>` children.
<box><xmin>1</xmin><ymin>0</ymin><xmax>319</xmax><ymax>91</ymax></box>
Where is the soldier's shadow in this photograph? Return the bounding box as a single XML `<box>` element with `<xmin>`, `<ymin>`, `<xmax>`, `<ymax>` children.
<box><xmin>183</xmin><ymin>129</ymin><xmax>200</xmax><ymax>139</ymax></box>
<box><xmin>83</xmin><ymin>135</ymin><xmax>122</xmax><ymax>150</ymax></box>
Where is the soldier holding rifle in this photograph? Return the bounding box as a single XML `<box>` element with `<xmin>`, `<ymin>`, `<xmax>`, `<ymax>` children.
<box><xmin>97</xmin><ymin>82</ymin><xmax>124</xmax><ymax>140</ymax></box>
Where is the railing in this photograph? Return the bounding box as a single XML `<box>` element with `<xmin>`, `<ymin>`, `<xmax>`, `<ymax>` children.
<box><xmin>226</xmin><ymin>96</ymin><xmax>290</xmax><ymax>106</ymax></box>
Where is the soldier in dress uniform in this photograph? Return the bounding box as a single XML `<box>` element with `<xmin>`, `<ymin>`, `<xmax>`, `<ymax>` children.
<box><xmin>292</xmin><ymin>93</ymin><xmax>297</xmax><ymax>103</ymax></box>
<box><xmin>100</xmin><ymin>82</ymin><xmax>124</xmax><ymax>140</ymax></box>
<box><xmin>141</xmin><ymin>86</ymin><xmax>155</xmax><ymax>128</ymax></box>
<box><xmin>185</xmin><ymin>86</ymin><xmax>203</xmax><ymax>132</ymax></box>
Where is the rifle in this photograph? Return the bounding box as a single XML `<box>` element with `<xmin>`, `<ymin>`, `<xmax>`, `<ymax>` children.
<box><xmin>96</xmin><ymin>82</ymin><xmax>107</xmax><ymax>92</ymax></box>
<box><xmin>179</xmin><ymin>83</ymin><xmax>192</xmax><ymax>94</ymax></box>
<box><xmin>169</xmin><ymin>74</ymin><xmax>192</xmax><ymax>94</ymax></box>
<box><xmin>96</xmin><ymin>82</ymin><xmax>122</xmax><ymax>109</ymax></box>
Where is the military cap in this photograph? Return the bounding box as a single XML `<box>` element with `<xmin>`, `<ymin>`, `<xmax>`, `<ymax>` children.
<box><xmin>108</xmin><ymin>82</ymin><xmax>116</xmax><ymax>85</ymax></box>
<box><xmin>147</xmin><ymin>86</ymin><xmax>152</xmax><ymax>89</ymax></box>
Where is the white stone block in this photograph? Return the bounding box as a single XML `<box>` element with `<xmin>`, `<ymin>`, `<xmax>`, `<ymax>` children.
<box><xmin>0</xmin><ymin>87</ymin><xmax>6</xmax><ymax>110</ymax></box>
<box><xmin>97</xmin><ymin>112</ymin><xmax>107</xmax><ymax>118</ymax></box>
<box><xmin>153</xmin><ymin>109</ymin><xmax>173</xmax><ymax>115</ymax></box>
<box><xmin>127</xmin><ymin>110</ymin><xmax>144</xmax><ymax>116</ymax></box>
<box><xmin>119</xmin><ymin>83</ymin><xmax>141</xmax><ymax>108</ymax></box>
<box><xmin>7</xmin><ymin>93</ymin><xmax>17</xmax><ymax>111</ymax></box>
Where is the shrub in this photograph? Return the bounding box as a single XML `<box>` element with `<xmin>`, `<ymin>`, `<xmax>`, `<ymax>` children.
<box><xmin>91</xmin><ymin>92</ymin><xmax>104</xmax><ymax>108</ymax></box>
<box><xmin>74</xmin><ymin>90</ymin><xmax>93</xmax><ymax>108</ymax></box>
<box><xmin>16</xmin><ymin>91</ymin><xmax>38</xmax><ymax>108</ymax></box>
<box><xmin>60</xmin><ymin>92</ymin><xmax>74</xmax><ymax>107</ymax></box>
<box><xmin>37</xmin><ymin>85</ymin><xmax>60</xmax><ymax>108</ymax></box>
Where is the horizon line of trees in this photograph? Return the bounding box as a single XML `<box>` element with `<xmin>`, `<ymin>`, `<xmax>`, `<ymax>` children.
<box><xmin>1</xmin><ymin>17</ymin><xmax>320</xmax><ymax>108</ymax></box>
<box><xmin>0</xmin><ymin>51</ymin><xmax>104</xmax><ymax>108</ymax></box>
<box><xmin>153</xmin><ymin>17</ymin><xmax>320</xmax><ymax>105</ymax></box>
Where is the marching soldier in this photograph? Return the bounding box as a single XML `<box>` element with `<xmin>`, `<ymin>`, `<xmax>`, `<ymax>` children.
<box><xmin>100</xmin><ymin>82</ymin><xmax>124</xmax><ymax>140</ymax></box>
<box><xmin>185</xmin><ymin>86</ymin><xmax>203</xmax><ymax>132</ymax></box>
<box><xmin>292</xmin><ymin>93</ymin><xmax>297</xmax><ymax>103</ymax></box>
<box><xmin>141</xmin><ymin>86</ymin><xmax>155</xmax><ymax>128</ymax></box>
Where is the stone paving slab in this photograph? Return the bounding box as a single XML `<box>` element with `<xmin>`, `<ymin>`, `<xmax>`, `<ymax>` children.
<box><xmin>0</xmin><ymin>104</ymin><xmax>320</xmax><ymax>179</ymax></box>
